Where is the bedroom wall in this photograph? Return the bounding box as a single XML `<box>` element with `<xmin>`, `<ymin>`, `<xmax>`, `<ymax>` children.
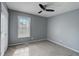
<box><xmin>8</xmin><ymin>10</ymin><xmax>47</xmax><ymax>45</ymax></box>
<box><xmin>47</xmin><ymin>9</ymin><xmax>79</xmax><ymax>53</ymax></box>
<box><xmin>1</xmin><ymin>2</ymin><xmax>8</xmax><ymax>56</ymax></box>
<box><xmin>0</xmin><ymin>2</ymin><xmax>1</xmax><ymax>55</ymax></box>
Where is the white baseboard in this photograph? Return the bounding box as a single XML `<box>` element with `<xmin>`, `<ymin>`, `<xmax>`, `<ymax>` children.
<box><xmin>8</xmin><ymin>42</ymin><xmax>29</xmax><ymax>47</ymax></box>
<box><xmin>29</xmin><ymin>39</ymin><xmax>46</xmax><ymax>43</ymax></box>
<box><xmin>47</xmin><ymin>39</ymin><xmax>79</xmax><ymax>53</ymax></box>
<box><xmin>9</xmin><ymin>39</ymin><xmax>46</xmax><ymax>46</ymax></box>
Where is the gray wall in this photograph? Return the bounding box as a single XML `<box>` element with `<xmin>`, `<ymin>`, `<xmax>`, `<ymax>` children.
<box><xmin>9</xmin><ymin>10</ymin><xmax>47</xmax><ymax>45</ymax></box>
<box><xmin>1</xmin><ymin>2</ymin><xmax>8</xmax><ymax>56</ymax></box>
<box><xmin>47</xmin><ymin>9</ymin><xmax>79</xmax><ymax>52</ymax></box>
<box><xmin>0</xmin><ymin>2</ymin><xmax>1</xmax><ymax>55</ymax></box>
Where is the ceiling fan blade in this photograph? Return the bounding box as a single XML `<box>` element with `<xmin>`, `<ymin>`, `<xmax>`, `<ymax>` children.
<box><xmin>38</xmin><ymin>11</ymin><xmax>42</xmax><ymax>13</ymax></box>
<box><xmin>39</xmin><ymin>4</ymin><xmax>45</xmax><ymax>10</ymax></box>
<box><xmin>46</xmin><ymin>9</ymin><xmax>55</xmax><ymax>12</ymax></box>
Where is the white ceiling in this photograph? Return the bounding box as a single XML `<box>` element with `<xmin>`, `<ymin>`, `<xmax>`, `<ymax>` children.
<box><xmin>6</xmin><ymin>2</ymin><xmax>79</xmax><ymax>18</ymax></box>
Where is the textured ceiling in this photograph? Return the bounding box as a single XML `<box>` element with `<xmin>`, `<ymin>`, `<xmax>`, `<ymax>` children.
<box><xmin>6</xmin><ymin>2</ymin><xmax>79</xmax><ymax>17</ymax></box>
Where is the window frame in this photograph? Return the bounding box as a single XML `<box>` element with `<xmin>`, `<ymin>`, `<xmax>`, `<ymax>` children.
<box><xmin>17</xmin><ymin>15</ymin><xmax>31</xmax><ymax>38</ymax></box>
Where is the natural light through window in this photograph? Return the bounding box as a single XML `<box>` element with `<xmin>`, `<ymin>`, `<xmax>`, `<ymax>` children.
<box><xmin>18</xmin><ymin>16</ymin><xmax>31</xmax><ymax>38</ymax></box>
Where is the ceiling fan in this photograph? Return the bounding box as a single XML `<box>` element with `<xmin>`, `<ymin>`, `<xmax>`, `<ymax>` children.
<box><xmin>38</xmin><ymin>4</ymin><xmax>55</xmax><ymax>14</ymax></box>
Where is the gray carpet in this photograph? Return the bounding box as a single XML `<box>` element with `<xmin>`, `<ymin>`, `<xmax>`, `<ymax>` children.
<box><xmin>4</xmin><ymin>40</ymin><xmax>79</xmax><ymax>56</ymax></box>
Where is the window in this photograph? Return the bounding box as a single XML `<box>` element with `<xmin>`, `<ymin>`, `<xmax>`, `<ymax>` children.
<box><xmin>18</xmin><ymin>16</ymin><xmax>31</xmax><ymax>38</ymax></box>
